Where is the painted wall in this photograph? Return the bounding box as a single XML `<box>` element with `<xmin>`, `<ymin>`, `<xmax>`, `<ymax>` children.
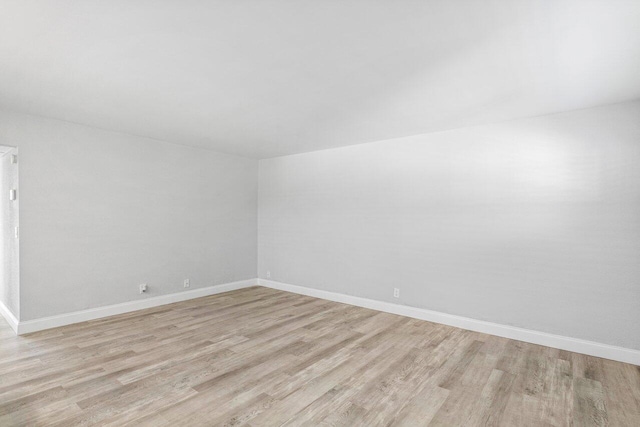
<box><xmin>258</xmin><ymin>101</ymin><xmax>640</xmax><ymax>351</ymax></box>
<box><xmin>0</xmin><ymin>146</ymin><xmax>19</xmax><ymax>319</ymax></box>
<box><xmin>0</xmin><ymin>110</ymin><xmax>258</xmax><ymax>320</ymax></box>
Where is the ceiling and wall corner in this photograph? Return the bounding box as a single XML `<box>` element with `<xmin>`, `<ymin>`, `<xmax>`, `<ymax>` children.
<box><xmin>1</xmin><ymin>0</ymin><xmax>639</xmax><ymax>159</ymax></box>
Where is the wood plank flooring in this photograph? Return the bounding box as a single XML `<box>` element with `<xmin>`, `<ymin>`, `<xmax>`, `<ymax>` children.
<box><xmin>0</xmin><ymin>286</ymin><xmax>639</xmax><ymax>426</ymax></box>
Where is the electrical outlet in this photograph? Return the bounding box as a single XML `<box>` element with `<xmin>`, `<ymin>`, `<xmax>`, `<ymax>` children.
<box><xmin>139</xmin><ymin>284</ymin><xmax>147</xmax><ymax>294</ymax></box>
<box><xmin>393</xmin><ymin>288</ymin><xmax>400</xmax><ymax>298</ymax></box>
<box><xmin>184</xmin><ymin>279</ymin><xmax>190</xmax><ymax>288</ymax></box>
<box><xmin>266</xmin><ymin>271</ymin><xmax>271</xmax><ymax>279</ymax></box>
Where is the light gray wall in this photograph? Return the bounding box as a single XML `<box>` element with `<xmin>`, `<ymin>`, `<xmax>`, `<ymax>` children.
<box><xmin>0</xmin><ymin>110</ymin><xmax>258</xmax><ymax>320</ymax></box>
<box><xmin>0</xmin><ymin>146</ymin><xmax>19</xmax><ymax>318</ymax></box>
<box><xmin>259</xmin><ymin>101</ymin><xmax>640</xmax><ymax>351</ymax></box>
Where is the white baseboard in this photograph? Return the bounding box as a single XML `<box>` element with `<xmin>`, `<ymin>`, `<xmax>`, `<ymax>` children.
<box><xmin>16</xmin><ymin>279</ymin><xmax>258</xmax><ymax>335</ymax></box>
<box><xmin>259</xmin><ymin>279</ymin><xmax>640</xmax><ymax>366</ymax></box>
<box><xmin>0</xmin><ymin>299</ymin><xmax>19</xmax><ymax>334</ymax></box>
<box><xmin>9</xmin><ymin>277</ymin><xmax>639</xmax><ymax>365</ymax></box>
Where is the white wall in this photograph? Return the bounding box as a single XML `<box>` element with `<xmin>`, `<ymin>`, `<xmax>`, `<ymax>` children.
<box><xmin>0</xmin><ymin>146</ymin><xmax>19</xmax><ymax>318</ymax></box>
<box><xmin>259</xmin><ymin>101</ymin><xmax>640</xmax><ymax>351</ymax></box>
<box><xmin>0</xmin><ymin>110</ymin><xmax>258</xmax><ymax>321</ymax></box>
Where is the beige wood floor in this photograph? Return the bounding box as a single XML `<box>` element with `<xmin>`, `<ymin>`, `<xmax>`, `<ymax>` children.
<box><xmin>0</xmin><ymin>287</ymin><xmax>639</xmax><ymax>426</ymax></box>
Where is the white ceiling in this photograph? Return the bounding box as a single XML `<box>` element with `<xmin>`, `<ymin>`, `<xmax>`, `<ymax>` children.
<box><xmin>1</xmin><ymin>0</ymin><xmax>639</xmax><ymax>159</ymax></box>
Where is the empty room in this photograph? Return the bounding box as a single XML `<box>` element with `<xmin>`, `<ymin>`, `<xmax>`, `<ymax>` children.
<box><xmin>1</xmin><ymin>1</ymin><xmax>639</xmax><ymax>425</ymax></box>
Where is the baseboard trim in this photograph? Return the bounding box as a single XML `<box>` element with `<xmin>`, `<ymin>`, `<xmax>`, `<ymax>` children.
<box><xmin>0</xmin><ymin>299</ymin><xmax>19</xmax><ymax>334</ymax></box>
<box><xmin>16</xmin><ymin>279</ymin><xmax>258</xmax><ymax>335</ymax></box>
<box><xmin>10</xmin><ymin>277</ymin><xmax>639</xmax><ymax>365</ymax></box>
<box><xmin>259</xmin><ymin>279</ymin><xmax>640</xmax><ymax>366</ymax></box>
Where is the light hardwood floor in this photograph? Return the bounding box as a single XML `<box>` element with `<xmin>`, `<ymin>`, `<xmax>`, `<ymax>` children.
<box><xmin>0</xmin><ymin>286</ymin><xmax>639</xmax><ymax>426</ymax></box>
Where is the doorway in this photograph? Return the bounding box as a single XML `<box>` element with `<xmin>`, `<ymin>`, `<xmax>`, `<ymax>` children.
<box><xmin>0</xmin><ymin>145</ymin><xmax>19</xmax><ymax>329</ymax></box>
